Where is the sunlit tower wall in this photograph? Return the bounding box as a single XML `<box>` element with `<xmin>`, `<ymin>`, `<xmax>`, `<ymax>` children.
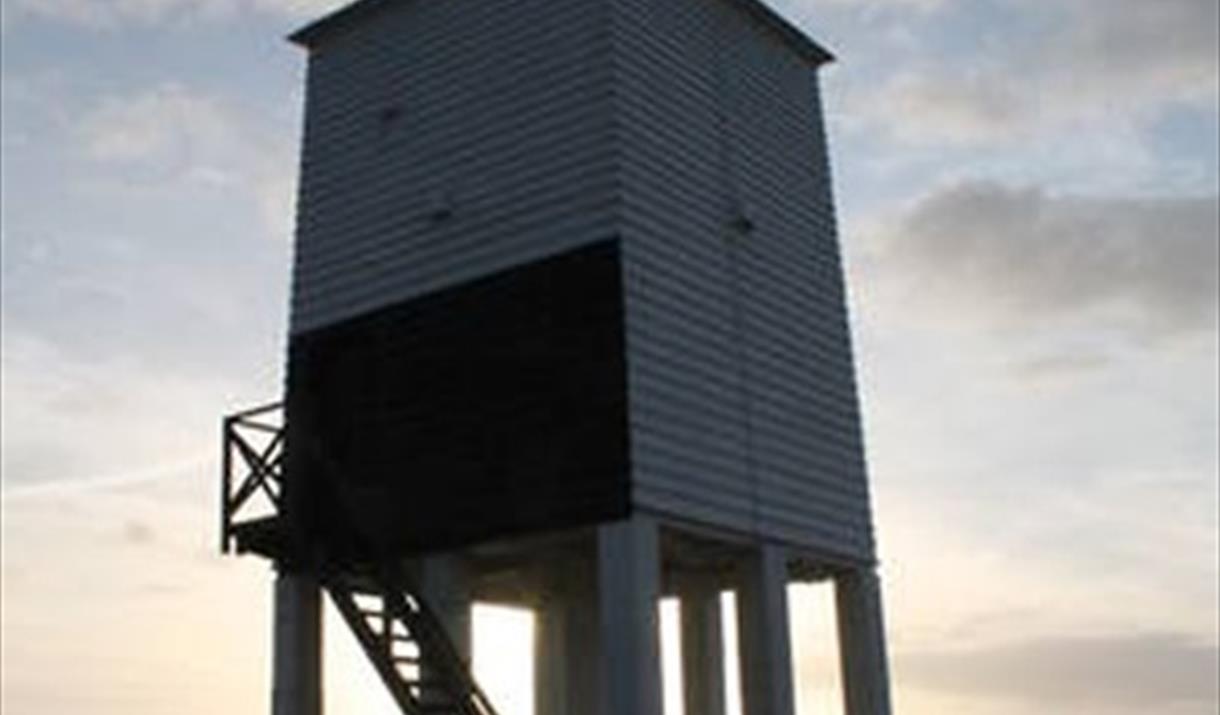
<box><xmin>265</xmin><ymin>0</ymin><xmax>894</xmax><ymax>712</ymax></box>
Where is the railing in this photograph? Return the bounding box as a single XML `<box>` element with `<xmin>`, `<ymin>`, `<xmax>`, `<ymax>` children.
<box><xmin>220</xmin><ymin>402</ymin><xmax>285</xmax><ymax>554</ymax></box>
<box><xmin>217</xmin><ymin>400</ymin><xmax>502</xmax><ymax>715</ymax></box>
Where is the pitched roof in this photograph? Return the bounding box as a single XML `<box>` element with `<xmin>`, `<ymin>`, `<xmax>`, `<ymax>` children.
<box><xmin>288</xmin><ymin>0</ymin><xmax>835</xmax><ymax>66</ymax></box>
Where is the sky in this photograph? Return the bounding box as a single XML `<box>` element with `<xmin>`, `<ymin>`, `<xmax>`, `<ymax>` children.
<box><xmin>1</xmin><ymin>0</ymin><xmax>1217</xmax><ymax>713</ymax></box>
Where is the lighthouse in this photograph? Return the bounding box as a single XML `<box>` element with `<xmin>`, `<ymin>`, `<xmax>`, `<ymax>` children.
<box><xmin>220</xmin><ymin>0</ymin><xmax>894</xmax><ymax>713</ymax></box>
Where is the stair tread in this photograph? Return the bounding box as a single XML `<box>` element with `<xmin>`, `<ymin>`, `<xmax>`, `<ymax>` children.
<box><xmin>325</xmin><ymin>567</ymin><xmax>498</xmax><ymax>715</ymax></box>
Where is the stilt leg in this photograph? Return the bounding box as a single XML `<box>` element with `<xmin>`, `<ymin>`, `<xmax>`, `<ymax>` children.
<box><xmin>737</xmin><ymin>545</ymin><xmax>796</xmax><ymax>715</ymax></box>
<box><xmin>272</xmin><ymin>568</ymin><xmax>323</xmax><ymax>715</ymax></box>
<box><xmin>418</xmin><ymin>554</ymin><xmax>472</xmax><ymax>708</ymax></box>
<box><xmin>598</xmin><ymin>518</ymin><xmax>664</xmax><ymax>715</ymax></box>
<box><xmin>681</xmin><ymin>577</ymin><xmax>727</xmax><ymax>715</ymax></box>
<box><xmin>836</xmin><ymin>567</ymin><xmax>892</xmax><ymax>715</ymax></box>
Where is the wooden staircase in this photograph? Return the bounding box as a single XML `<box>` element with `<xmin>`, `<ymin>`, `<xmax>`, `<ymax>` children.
<box><xmin>325</xmin><ymin>564</ymin><xmax>500</xmax><ymax>715</ymax></box>
<box><xmin>221</xmin><ymin>402</ymin><xmax>500</xmax><ymax>715</ymax></box>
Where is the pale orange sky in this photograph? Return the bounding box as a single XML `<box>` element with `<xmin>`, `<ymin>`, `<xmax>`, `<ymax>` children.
<box><xmin>2</xmin><ymin>449</ymin><xmax>1216</xmax><ymax>714</ymax></box>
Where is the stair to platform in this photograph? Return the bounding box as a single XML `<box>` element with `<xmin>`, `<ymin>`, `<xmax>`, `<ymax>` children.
<box><xmin>326</xmin><ymin>564</ymin><xmax>499</xmax><ymax>715</ymax></box>
<box><xmin>221</xmin><ymin>402</ymin><xmax>501</xmax><ymax>715</ymax></box>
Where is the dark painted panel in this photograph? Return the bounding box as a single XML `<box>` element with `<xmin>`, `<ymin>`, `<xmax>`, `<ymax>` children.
<box><xmin>284</xmin><ymin>240</ymin><xmax>630</xmax><ymax>557</ymax></box>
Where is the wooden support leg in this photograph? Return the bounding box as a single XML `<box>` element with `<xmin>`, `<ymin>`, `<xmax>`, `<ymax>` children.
<box><xmin>836</xmin><ymin>567</ymin><xmax>893</xmax><ymax>715</ymax></box>
<box><xmin>598</xmin><ymin>517</ymin><xmax>664</xmax><ymax>715</ymax></box>
<box><xmin>272</xmin><ymin>568</ymin><xmax>323</xmax><ymax>715</ymax></box>
<box><xmin>681</xmin><ymin>577</ymin><xmax>727</xmax><ymax>715</ymax></box>
<box><xmin>737</xmin><ymin>544</ymin><xmax>796</xmax><ymax>715</ymax></box>
<box><xmin>418</xmin><ymin>554</ymin><xmax>472</xmax><ymax>708</ymax></box>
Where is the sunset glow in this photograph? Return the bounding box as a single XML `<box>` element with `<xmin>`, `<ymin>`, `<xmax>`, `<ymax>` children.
<box><xmin>2</xmin><ymin>0</ymin><xmax>1216</xmax><ymax>713</ymax></box>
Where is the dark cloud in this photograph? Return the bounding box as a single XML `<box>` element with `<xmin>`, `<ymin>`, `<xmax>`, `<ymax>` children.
<box><xmin>122</xmin><ymin>519</ymin><xmax>155</xmax><ymax>546</ymax></box>
<box><xmin>869</xmin><ymin>182</ymin><xmax>1220</xmax><ymax>339</ymax></box>
<box><xmin>896</xmin><ymin>632</ymin><xmax>1220</xmax><ymax>708</ymax></box>
<box><xmin>1057</xmin><ymin>0</ymin><xmax>1219</xmax><ymax>93</ymax></box>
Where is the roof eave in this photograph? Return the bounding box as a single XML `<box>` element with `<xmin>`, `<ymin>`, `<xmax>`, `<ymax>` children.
<box><xmin>288</xmin><ymin>0</ymin><xmax>393</xmax><ymax>48</ymax></box>
<box><xmin>289</xmin><ymin>0</ymin><xmax>836</xmax><ymax>67</ymax></box>
<box><xmin>733</xmin><ymin>0</ymin><xmax>836</xmax><ymax>66</ymax></box>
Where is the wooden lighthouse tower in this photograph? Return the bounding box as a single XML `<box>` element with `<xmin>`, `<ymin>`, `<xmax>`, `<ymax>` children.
<box><xmin>220</xmin><ymin>0</ymin><xmax>893</xmax><ymax>713</ymax></box>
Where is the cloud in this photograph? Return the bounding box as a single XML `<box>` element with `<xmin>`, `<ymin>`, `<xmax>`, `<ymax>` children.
<box><xmin>0</xmin><ymin>455</ymin><xmax>212</xmax><ymax>502</ymax></box>
<box><xmin>847</xmin><ymin>0</ymin><xmax>1219</xmax><ymax>145</ymax></box>
<box><xmin>897</xmin><ymin>632</ymin><xmax>1220</xmax><ymax>709</ymax></box>
<box><xmin>1057</xmin><ymin>0</ymin><xmax>1219</xmax><ymax>102</ymax></box>
<box><xmin>1</xmin><ymin>0</ymin><xmax>344</xmax><ymax>28</ymax></box>
<box><xmin>56</xmin><ymin>81</ymin><xmax>300</xmax><ymax>240</ymax></box>
<box><xmin>861</xmin><ymin>181</ymin><xmax>1220</xmax><ymax>340</ymax></box>
<box><xmin>812</xmin><ymin>0</ymin><xmax>945</xmax><ymax>11</ymax></box>
<box><xmin>1006</xmin><ymin>353</ymin><xmax>1113</xmax><ymax>383</ymax></box>
<box><xmin>2</xmin><ymin>78</ymin><xmax>294</xmax><ymax>494</ymax></box>
<box><xmin>122</xmin><ymin>519</ymin><xmax>156</xmax><ymax>545</ymax></box>
<box><xmin>0</xmin><ymin>332</ymin><xmax>250</xmax><ymax>491</ymax></box>
<box><xmin>78</xmin><ymin>84</ymin><xmax>235</xmax><ymax>164</ymax></box>
<box><xmin>850</xmin><ymin>72</ymin><xmax>1026</xmax><ymax>145</ymax></box>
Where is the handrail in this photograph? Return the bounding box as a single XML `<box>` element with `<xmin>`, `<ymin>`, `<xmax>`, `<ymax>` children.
<box><xmin>218</xmin><ymin>399</ymin><xmax>501</xmax><ymax>715</ymax></box>
<box><xmin>377</xmin><ymin>562</ymin><xmax>501</xmax><ymax>715</ymax></box>
<box><xmin>220</xmin><ymin>402</ymin><xmax>285</xmax><ymax>554</ymax></box>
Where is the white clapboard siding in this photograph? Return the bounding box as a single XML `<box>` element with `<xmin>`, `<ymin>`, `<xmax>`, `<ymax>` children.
<box><xmin>614</xmin><ymin>0</ymin><xmax>875</xmax><ymax>562</ymax></box>
<box><xmin>289</xmin><ymin>0</ymin><xmax>876</xmax><ymax>563</ymax></box>
<box><xmin>289</xmin><ymin>0</ymin><xmax>619</xmax><ymax>334</ymax></box>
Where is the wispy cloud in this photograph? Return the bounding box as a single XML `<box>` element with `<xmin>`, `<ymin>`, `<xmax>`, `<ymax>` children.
<box><xmin>2</xmin><ymin>77</ymin><xmax>293</xmax><ymax>496</ymax></box>
<box><xmin>78</xmin><ymin>84</ymin><xmax>236</xmax><ymax>163</ymax></box>
<box><xmin>1</xmin><ymin>0</ymin><xmax>345</xmax><ymax>29</ymax></box>
<box><xmin>898</xmin><ymin>632</ymin><xmax>1220</xmax><ymax>710</ymax></box>
<box><xmin>1005</xmin><ymin>353</ymin><xmax>1113</xmax><ymax>384</ymax></box>
<box><xmin>72</xmin><ymin>82</ymin><xmax>298</xmax><ymax>238</ymax></box>
<box><xmin>811</xmin><ymin>0</ymin><xmax>946</xmax><ymax>11</ymax></box>
<box><xmin>0</xmin><ymin>453</ymin><xmax>212</xmax><ymax>502</ymax></box>
<box><xmin>0</xmin><ymin>332</ymin><xmax>244</xmax><ymax>490</ymax></box>
<box><xmin>1</xmin><ymin>468</ymin><xmax>270</xmax><ymax>715</ymax></box>
<box><xmin>848</xmin><ymin>72</ymin><xmax>1026</xmax><ymax>145</ymax></box>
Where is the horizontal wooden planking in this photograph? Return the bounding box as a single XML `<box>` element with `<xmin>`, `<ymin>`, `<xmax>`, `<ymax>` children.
<box><xmin>295</xmin><ymin>164</ymin><xmax>618</xmax><ymax>283</ymax></box>
<box><xmin>300</xmin><ymin>63</ymin><xmax>614</xmax><ymax>172</ymax></box>
<box><xmin>616</xmin><ymin>0</ymin><xmax>874</xmax><ymax>560</ymax></box>
<box><xmin>627</xmin><ymin>337</ymin><xmax>869</xmax><ymax>446</ymax></box>
<box><xmin>301</xmin><ymin>0</ymin><xmax>613</xmax><ymax>111</ymax></box>
<box><xmin>628</xmin><ymin>393</ymin><xmax>746</xmax><ymax>460</ymax></box>
<box><xmin>299</xmin><ymin>105</ymin><xmax>615</xmax><ymax>216</ymax></box>
<box><xmin>286</xmin><ymin>0</ymin><xmax>875</xmax><ymax>559</ymax></box>
<box><xmin>632</xmin><ymin>443</ymin><xmax>754</xmax><ymax>504</ymax></box>
<box><xmin>290</xmin><ymin>0</ymin><xmax>618</xmax><ymax>334</ymax></box>
<box><xmin>755</xmin><ymin>505</ymin><xmax>873</xmax><ymax>559</ymax></box>
<box><xmin>299</xmin><ymin>91</ymin><xmax>612</xmax><ymax>219</ymax></box>
<box><xmin>746</xmin><ymin>389</ymin><xmax>868</xmax><ymax>452</ymax></box>
<box><xmin>294</xmin><ymin>203</ymin><xmax>620</xmax><ymax>330</ymax></box>
<box><xmin>754</xmin><ymin>467</ymin><xmax>871</xmax><ymax>517</ymax></box>
<box><xmin>634</xmin><ymin>480</ymin><xmax>756</xmax><ymax>535</ymax></box>
<box><xmin>298</xmin><ymin>151</ymin><xmax>617</xmax><ymax>245</ymax></box>
<box><xmin>623</xmin><ymin>330</ymin><xmax>736</xmax><ymax>390</ymax></box>
<box><xmin>296</xmin><ymin>183</ymin><xmax>617</xmax><ymax>277</ymax></box>
<box><xmin>730</xmin><ymin>53</ymin><xmax>875</xmax><ymax>555</ymax></box>
<box><xmin>638</xmin><ymin>479</ymin><xmax>868</xmax><ymax>559</ymax></box>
